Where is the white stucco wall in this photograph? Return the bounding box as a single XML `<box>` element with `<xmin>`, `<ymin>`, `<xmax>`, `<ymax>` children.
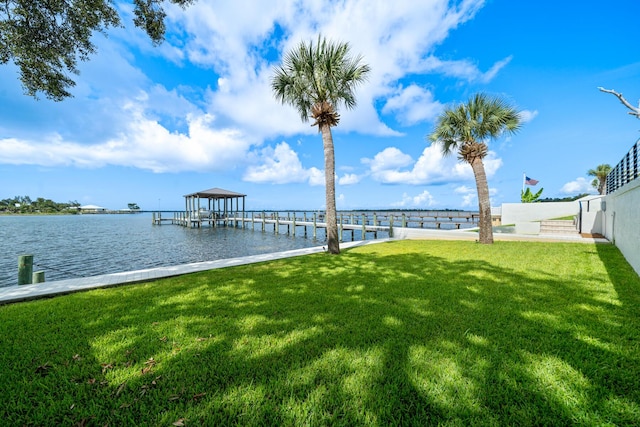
<box><xmin>501</xmin><ymin>201</ymin><xmax>579</xmax><ymax>225</ymax></box>
<box><xmin>603</xmin><ymin>179</ymin><xmax>640</xmax><ymax>276</ymax></box>
<box><xmin>515</xmin><ymin>221</ymin><xmax>541</xmax><ymax>234</ymax></box>
<box><xmin>578</xmin><ymin>196</ymin><xmax>605</xmax><ymax>234</ymax></box>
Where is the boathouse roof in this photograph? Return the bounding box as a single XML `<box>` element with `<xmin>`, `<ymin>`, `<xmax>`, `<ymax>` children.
<box><xmin>183</xmin><ymin>187</ymin><xmax>246</xmax><ymax>199</ymax></box>
<box><xmin>80</xmin><ymin>204</ymin><xmax>107</xmax><ymax>210</ymax></box>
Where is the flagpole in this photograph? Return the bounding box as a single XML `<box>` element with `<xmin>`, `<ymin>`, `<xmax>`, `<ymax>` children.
<box><xmin>522</xmin><ymin>172</ymin><xmax>526</xmax><ymax>193</ymax></box>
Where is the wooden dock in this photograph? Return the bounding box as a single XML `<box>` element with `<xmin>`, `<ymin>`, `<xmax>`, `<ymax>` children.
<box><xmin>167</xmin><ymin>186</ymin><xmax>479</xmax><ymax>242</ymax></box>
<box><xmin>152</xmin><ymin>211</ymin><xmax>479</xmax><ymax>242</ymax></box>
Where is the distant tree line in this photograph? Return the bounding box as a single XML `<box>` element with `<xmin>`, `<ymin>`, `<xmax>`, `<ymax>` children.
<box><xmin>538</xmin><ymin>193</ymin><xmax>590</xmax><ymax>203</ymax></box>
<box><xmin>0</xmin><ymin>196</ymin><xmax>80</xmax><ymax>214</ymax></box>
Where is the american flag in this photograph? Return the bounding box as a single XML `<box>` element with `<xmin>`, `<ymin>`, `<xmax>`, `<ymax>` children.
<box><xmin>525</xmin><ymin>176</ymin><xmax>539</xmax><ymax>186</ymax></box>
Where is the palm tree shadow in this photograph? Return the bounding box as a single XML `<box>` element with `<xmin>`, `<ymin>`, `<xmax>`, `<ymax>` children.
<box><xmin>9</xmin><ymin>241</ymin><xmax>640</xmax><ymax>424</ymax></box>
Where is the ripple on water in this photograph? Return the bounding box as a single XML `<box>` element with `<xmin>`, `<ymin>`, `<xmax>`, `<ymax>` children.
<box><xmin>0</xmin><ymin>214</ymin><xmax>324</xmax><ymax>287</ymax></box>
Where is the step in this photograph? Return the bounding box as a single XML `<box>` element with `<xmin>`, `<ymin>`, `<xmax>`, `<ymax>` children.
<box><xmin>539</xmin><ymin>219</ymin><xmax>578</xmax><ymax>235</ymax></box>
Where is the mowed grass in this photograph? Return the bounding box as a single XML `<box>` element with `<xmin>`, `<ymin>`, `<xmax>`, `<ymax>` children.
<box><xmin>1</xmin><ymin>240</ymin><xmax>639</xmax><ymax>426</ymax></box>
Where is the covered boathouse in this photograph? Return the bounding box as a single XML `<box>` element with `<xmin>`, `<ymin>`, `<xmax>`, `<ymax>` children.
<box><xmin>183</xmin><ymin>187</ymin><xmax>246</xmax><ymax>228</ymax></box>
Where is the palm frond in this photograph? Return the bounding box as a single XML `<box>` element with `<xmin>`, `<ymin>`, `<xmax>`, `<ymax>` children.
<box><xmin>271</xmin><ymin>35</ymin><xmax>370</xmax><ymax>125</ymax></box>
<box><xmin>428</xmin><ymin>92</ymin><xmax>522</xmax><ymax>159</ymax></box>
<box><xmin>587</xmin><ymin>164</ymin><xmax>612</xmax><ymax>178</ymax></box>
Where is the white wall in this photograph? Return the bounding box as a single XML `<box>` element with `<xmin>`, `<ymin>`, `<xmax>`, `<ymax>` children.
<box><xmin>515</xmin><ymin>221</ymin><xmax>540</xmax><ymax>234</ymax></box>
<box><xmin>603</xmin><ymin>179</ymin><xmax>640</xmax><ymax>276</ymax></box>
<box><xmin>578</xmin><ymin>196</ymin><xmax>605</xmax><ymax>235</ymax></box>
<box><xmin>501</xmin><ymin>201</ymin><xmax>579</xmax><ymax>225</ymax></box>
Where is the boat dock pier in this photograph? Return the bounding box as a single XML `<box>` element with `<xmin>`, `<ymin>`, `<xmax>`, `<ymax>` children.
<box><xmin>151</xmin><ymin>186</ymin><xmax>478</xmax><ymax>242</ymax></box>
<box><xmin>153</xmin><ymin>210</ymin><xmax>479</xmax><ymax>241</ymax></box>
<box><xmin>153</xmin><ymin>211</ymin><xmax>391</xmax><ymax>240</ymax></box>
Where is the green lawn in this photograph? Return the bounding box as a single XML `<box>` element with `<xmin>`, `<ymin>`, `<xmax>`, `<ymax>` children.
<box><xmin>1</xmin><ymin>240</ymin><xmax>639</xmax><ymax>426</ymax></box>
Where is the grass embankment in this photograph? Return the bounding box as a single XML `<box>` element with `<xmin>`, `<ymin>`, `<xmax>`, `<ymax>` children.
<box><xmin>551</xmin><ymin>216</ymin><xmax>577</xmax><ymax>221</ymax></box>
<box><xmin>1</xmin><ymin>240</ymin><xmax>639</xmax><ymax>426</ymax></box>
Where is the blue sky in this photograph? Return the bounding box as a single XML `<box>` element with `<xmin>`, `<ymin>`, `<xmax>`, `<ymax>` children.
<box><xmin>1</xmin><ymin>0</ymin><xmax>639</xmax><ymax>211</ymax></box>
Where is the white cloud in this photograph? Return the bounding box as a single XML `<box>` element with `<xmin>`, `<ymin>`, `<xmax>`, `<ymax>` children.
<box><xmin>1</xmin><ymin>0</ymin><xmax>513</xmax><ymax>179</ymax></box>
<box><xmin>461</xmin><ymin>193</ymin><xmax>476</xmax><ymax>207</ymax></box>
<box><xmin>160</xmin><ymin>0</ymin><xmax>494</xmax><ymax>138</ymax></box>
<box><xmin>561</xmin><ymin>177</ymin><xmax>595</xmax><ymax>194</ymax></box>
<box><xmin>415</xmin><ymin>55</ymin><xmax>513</xmax><ymax>83</ymax></box>
<box><xmin>364</xmin><ymin>145</ymin><xmax>503</xmax><ymax>185</ymax></box>
<box><xmin>391</xmin><ymin>190</ymin><xmax>435</xmax><ymax>207</ymax></box>
<box><xmin>479</xmin><ymin>55</ymin><xmax>513</xmax><ymax>83</ymax></box>
<box><xmin>454</xmin><ymin>185</ymin><xmax>475</xmax><ymax>194</ymax></box>
<box><xmin>454</xmin><ymin>184</ymin><xmax>499</xmax><ymax>207</ymax></box>
<box><xmin>243</xmin><ymin>141</ymin><xmax>324</xmax><ymax>185</ymax></box>
<box><xmin>382</xmin><ymin>85</ymin><xmax>443</xmax><ymax>126</ymax></box>
<box><xmin>338</xmin><ymin>173</ymin><xmax>361</xmax><ymax>185</ymax></box>
<box><xmin>0</xmin><ymin>100</ymin><xmax>254</xmax><ymax>173</ymax></box>
<box><xmin>519</xmin><ymin>109</ymin><xmax>539</xmax><ymax>123</ymax></box>
<box><xmin>308</xmin><ymin>168</ymin><xmax>326</xmax><ymax>186</ymax></box>
<box><xmin>454</xmin><ymin>185</ymin><xmax>476</xmax><ymax>207</ymax></box>
<box><xmin>413</xmin><ymin>190</ymin><xmax>435</xmax><ymax>206</ymax></box>
<box><xmin>363</xmin><ymin>147</ymin><xmax>414</xmax><ymax>173</ymax></box>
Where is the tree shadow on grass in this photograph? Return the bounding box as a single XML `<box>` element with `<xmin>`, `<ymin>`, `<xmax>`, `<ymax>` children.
<box><xmin>2</xmin><ymin>240</ymin><xmax>640</xmax><ymax>425</ymax></box>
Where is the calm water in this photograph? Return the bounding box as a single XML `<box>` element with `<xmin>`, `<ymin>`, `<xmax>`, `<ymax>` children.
<box><xmin>0</xmin><ymin>214</ymin><xmax>324</xmax><ymax>287</ymax></box>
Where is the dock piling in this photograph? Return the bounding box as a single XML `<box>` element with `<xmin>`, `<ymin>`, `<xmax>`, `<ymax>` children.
<box><xmin>304</xmin><ymin>213</ymin><xmax>308</xmax><ymax>237</ymax></box>
<box><xmin>33</xmin><ymin>271</ymin><xmax>45</xmax><ymax>284</ymax></box>
<box><xmin>292</xmin><ymin>214</ymin><xmax>296</xmax><ymax>236</ymax></box>
<box><xmin>313</xmin><ymin>213</ymin><xmax>317</xmax><ymax>239</ymax></box>
<box><xmin>18</xmin><ymin>255</ymin><xmax>34</xmax><ymax>285</ymax></box>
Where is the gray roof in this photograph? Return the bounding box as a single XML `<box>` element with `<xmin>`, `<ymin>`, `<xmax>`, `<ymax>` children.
<box><xmin>183</xmin><ymin>187</ymin><xmax>246</xmax><ymax>199</ymax></box>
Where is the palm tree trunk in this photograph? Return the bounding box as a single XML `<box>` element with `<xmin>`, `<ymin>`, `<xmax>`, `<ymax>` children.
<box><xmin>470</xmin><ymin>158</ymin><xmax>494</xmax><ymax>244</ymax></box>
<box><xmin>320</xmin><ymin>123</ymin><xmax>340</xmax><ymax>254</ymax></box>
<box><xmin>598</xmin><ymin>180</ymin><xmax>606</xmax><ymax>195</ymax></box>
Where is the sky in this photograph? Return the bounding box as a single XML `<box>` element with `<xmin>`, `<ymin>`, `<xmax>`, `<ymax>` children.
<box><xmin>1</xmin><ymin>0</ymin><xmax>639</xmax><ymax>211</ymax></box>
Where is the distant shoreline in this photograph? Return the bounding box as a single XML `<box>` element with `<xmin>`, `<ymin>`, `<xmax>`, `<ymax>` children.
<box><xmin>0</xmin><ymin>211</ymin><xmax>144</xmax><ymax>216</ymax></box>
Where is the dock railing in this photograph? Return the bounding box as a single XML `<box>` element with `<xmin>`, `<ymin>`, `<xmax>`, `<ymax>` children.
<box><xmin>152</xmin><ymin>210</ymin><xmax>479</xmax><ymax>242</ymax></box>
<box><xmin>236</xmin><ymin>211</ymin><xmax>478</xmax><ymax>230</ymax></box>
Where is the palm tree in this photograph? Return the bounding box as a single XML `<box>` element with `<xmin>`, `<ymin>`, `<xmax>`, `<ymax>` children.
<box><xmin>272</xmin><ymin>36</ymin><xmax>370</xmax><ymax>254</ymax></box>
<box><xmin>429</xmin><ymin>93</ymin><xmax>522</xmax><ymax>244</ymax></box>
<box><xmin>587</xmin><ymin>164</ymin><xmax>612</xmax><ymax>195</ymax></box>
<box><xmin>521</xmin><ymin>187</ymin><xmax>544</xmax><ymax>203</ymax></box>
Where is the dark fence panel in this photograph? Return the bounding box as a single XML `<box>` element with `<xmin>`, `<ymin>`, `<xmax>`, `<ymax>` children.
<box><xmin>606</xmin><ymin>139</ymin><xmax>639</xmax><ymax>194</ymax></box>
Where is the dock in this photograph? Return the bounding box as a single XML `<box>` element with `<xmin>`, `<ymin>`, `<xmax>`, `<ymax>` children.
<box><xmin>152</xmin><ymin>210</ymin><xmax>479</xmax><ymax>242</ymax></box>
<box><xmin>153</xmin><ymin>186</ymin><xmax>478</xmax><ymax>242</ymax></box>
